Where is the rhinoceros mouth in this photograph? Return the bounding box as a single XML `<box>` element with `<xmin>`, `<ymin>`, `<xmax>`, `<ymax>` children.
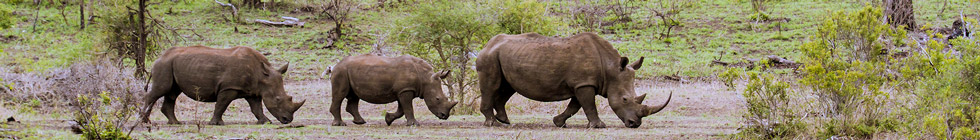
<box><xmin>436</xmin><ymin>113</ymin><xmax>449</xmax><ymax>120</ymax></box>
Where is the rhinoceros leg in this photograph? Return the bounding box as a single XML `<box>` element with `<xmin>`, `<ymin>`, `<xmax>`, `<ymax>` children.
<box><xmin>479</xmin><ymin>90</ymin><xmax>502</xmax><ymax>127</ymax></box>
<box><xmin>330</xmin><ymin>92</ymin><xmax>347</xmax><ymax>126</ymax></box>
<box><xmin>246</xmin><ymin>97</ymin><xmax>271</xmax><ymax>124</ymax></box>
<box><xmin>574</xmin><ymin>87</ymin><xmax>606</xmax><ymax>128</ymax></box>
<box><xmin>553</xmin><ymin>98</ymin><xmax>581</xmax><ymax>128</ymax></box>
<box><xmin>162</xmin><ymin>94</ymin><xmax>182</xmax><ymax>124</ymax></box>
<box><xmin>493</xmin><ymin>90</ymin><xmax>516</xmax><ymax>124</ymax></box>
<box><xmin>397</xmin><ymin>91</ymin><xmax>419</xmax><ymax>126</ymax></box>
<box><xmin>345</xmin><ymin>96</ymin><xmax>366</xmax><ymax>125</ymax></box>
<box><xmin>384</xmin><ymin>102</ymin><xmax>404</xmax><ymax>126</ymax></box>
<box><xmin>141</xmin><ymin>83</ymin><xmax>174</xmax><ymax>124</ymax></box>
<box><xmin>208</xmin><ymin>90</ymin><xmax>237</xmax><ymax>125</ymax></box>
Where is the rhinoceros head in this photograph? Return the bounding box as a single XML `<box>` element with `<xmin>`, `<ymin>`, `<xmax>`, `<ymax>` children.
<box><xmin>608</xmin><ymin>57</ymin><xmax>671</xmax><ymax>128</ymax></box>
<box><xmin>422</xmin><ymin>70</ymin><xmax>458</xmax><ymax>120</ymax></box>
<box><xmin>260</xmin><ymin>63</ymin><xmax>306</xmax><ymax>124</ymax></box>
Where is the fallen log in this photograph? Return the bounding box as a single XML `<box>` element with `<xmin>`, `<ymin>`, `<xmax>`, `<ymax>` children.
<box><xmin>255</xmin><ymin>16</ymin><xmax>305</xmax><ymax>27</ymax></box>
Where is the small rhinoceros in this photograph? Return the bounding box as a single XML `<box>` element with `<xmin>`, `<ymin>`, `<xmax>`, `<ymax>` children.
<box><xmin>476</xmin><ymin>33</ymin><xmax>671</xmax><ymax>128</ymax></box>
<box><xmin>140</xmin><ymin>45</ymin><xmax>306</xmax><ymax>125</ymax></box>
<box><xmin>328</xmin><ymin>54</ymin><xmax>458</xmax><ymax>126</ymax></box>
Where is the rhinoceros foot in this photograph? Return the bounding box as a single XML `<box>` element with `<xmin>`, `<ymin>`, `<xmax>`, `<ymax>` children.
<box><xmin>587</xmin><ymin>121</ymin><xmax>606</xmax><ymax>128</ymax></box>
<box><xmin>552</xmin><ymin>115</ymin><xmax>569</xmax><ymax>128</ymax></box>
<box><xmin>352</xmin><ymin>119</ymin><xmax>366</xmax><ymax>125</ymax></box>
<box><xmin>332</xmin><ymin>121</ymin><xmax>347</xmax><ymax>126</ymax></box>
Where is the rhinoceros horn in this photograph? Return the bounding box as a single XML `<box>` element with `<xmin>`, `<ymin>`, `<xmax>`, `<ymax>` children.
<box><xmin>643</xmin><ymin>92</ymin><xmax>671</xmax><ymax>116</ymax></box>
<box><xmin>291</xmin><ymin>99</ymin><xmax>306</xmax><ymax>112</ymax></box>
<box><xmin>634</xmin><ymin>93</ymin><xmax>647</xmax><ymax>104</ymax></box>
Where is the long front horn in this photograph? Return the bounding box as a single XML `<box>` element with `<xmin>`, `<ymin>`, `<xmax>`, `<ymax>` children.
<box><xmin>644</xmin><ymin>92</ymin><xmax>672</xmax><ymax>116</ymax></box>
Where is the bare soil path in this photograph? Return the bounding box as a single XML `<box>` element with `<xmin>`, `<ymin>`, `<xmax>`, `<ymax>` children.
<box><xmin>9</xmin><ymin>80</ymin><xmax>746</xmax><ymax>139</ymax></box>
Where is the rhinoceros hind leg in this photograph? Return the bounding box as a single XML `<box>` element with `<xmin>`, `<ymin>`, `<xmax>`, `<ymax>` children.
<box><xmin>246</xmin><ymin>97</ymin><xmax>271</xmax><ymax>124</ymax></box>
<box><xmin>162</xmin><ymin>93</ymin><xmax>182</xmax><ymax>125</ymax></box>
<box><xmin>493</xmin><ymin>89</ymin><xmax>516</xmax><ymax>125</ymax></box>
<box><xmin>553</xmin><ymin>98</ymin><xmax>581</xmax><ymax>128</ymax></box>
<box><xmin>384</xmin><ymin>103</ymin><xmax>404</xmax><ymax>126</ymax></box>
<box><xmin>140</xmin><ymin>84</ymin><xmax>173</xmax><ymax>124</ymax></box>
<box><xmin>346</xmin><ymin>96</ymin><xmax>366</xmax><ymax>125</ymax></box>
<box><xmin>330</xmin><ymin>96</ymin><xmax>346</xmax><ymax>126</ymax></box>
<box><xmin>574</xmin><ymin>87</ymin><xmax>606</xmax><ymax>128</ymax></box>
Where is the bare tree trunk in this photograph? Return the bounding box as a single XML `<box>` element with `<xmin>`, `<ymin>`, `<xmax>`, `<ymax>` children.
<box><xmin>136</xmin><ymin>0</ymin><xmax>149</xmax><ymax>77</ymax></box>
<box><xmin>885</xmin><ymin>0</ymin><xmax>915</xmax><ymax>30</ymax></box>
<box><xmin>80</xmin><ymin>0</ymin><xmax>85</xmax><ymax>29</ymax></box>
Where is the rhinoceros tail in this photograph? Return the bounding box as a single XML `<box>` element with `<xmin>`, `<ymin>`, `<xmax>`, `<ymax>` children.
<box><xmin>144</xmin><ymin>74</ymin><xmax>152</xmax><ymax>92</ymax></box>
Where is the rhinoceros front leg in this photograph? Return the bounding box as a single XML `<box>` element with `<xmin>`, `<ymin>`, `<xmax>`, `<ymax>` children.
<box><xmin>246</xmin><ymin>97</ymin><xmax>271</xmax><ymax>124</ymax></box>
<box><xmin>209</xmin><ymin>91</ymin><xmax>237</xmax><ymax>125</ymax></box>
<box><xmin>553</xmin><ymin>98</ymin><xmax>581</xmax><ymax>128</ymax></box>
<box><xmin>397</xmin><ymin>91</ymin><xmax>419</xmax><ymax>126</ymax></box>
<box><xmin>162</xmin><ymin>94</ymin><xmax>182</xmax><ymax>124</ymax></box>
<box><xmin>574</xmin><ymin>87</ymin><xmax>606</xmax><ymax>128</ymax></box>
<box><xmin>346</xmin><ymin>96</ymin><xmax>366</xmax><ymax>125</ymax></box>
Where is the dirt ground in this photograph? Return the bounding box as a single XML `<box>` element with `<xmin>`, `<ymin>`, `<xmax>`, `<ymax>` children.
<box><xmin>9</xmin><ymin>79</ymin><xmax>746</xmax><ymax>139</ymax></box>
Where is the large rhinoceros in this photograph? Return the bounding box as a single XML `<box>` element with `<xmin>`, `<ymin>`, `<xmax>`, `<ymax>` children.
<box><xmin>140</xmin><ymin>45</ymin><xmax>306</xmax><ymax>125</ymax></box>
<box><xmin>328</xmin><ymin>54</ymin><xmax>458</xmax><ymax>126</ymax></box>
<box><xmin>476</xmin><ymin>33</ymin><xmax>671</xmax><ymax>128</ymax></box>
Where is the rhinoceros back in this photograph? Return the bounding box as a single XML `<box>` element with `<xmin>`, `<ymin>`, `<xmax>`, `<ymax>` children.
<box><xmin>477</xmin><ymin>33</ymin><xmax>622</xmax><ymax>101</ymax></box>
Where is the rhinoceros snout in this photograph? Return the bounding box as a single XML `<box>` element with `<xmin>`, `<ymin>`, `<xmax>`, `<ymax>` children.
<box><xmin>625</xmin><ymin>119</ymin><xmax>640</xmax><ymax>128</ymax></box>
<box><xmin>436</xmin><ymin>113</ymin><xmax>449</xmax><ymax>120</ymax></box>
<box><xmin>279</xmin><ymin>117</ymin><xmax>293</xmax><ymax>124</ymax></box>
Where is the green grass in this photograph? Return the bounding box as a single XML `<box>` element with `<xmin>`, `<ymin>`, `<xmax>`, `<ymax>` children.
<box><xmin>2</xmin><ymin>0</ymin><xmax>976</xmax><ymax>79</ymax></box>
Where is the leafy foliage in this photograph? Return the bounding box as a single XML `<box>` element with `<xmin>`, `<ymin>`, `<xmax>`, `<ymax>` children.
<box><xmin>75</xmin><ymin>91</ymin><xmax>134</xmax><ymax>140</ymax></box>
<box><xmin>799</xmin><ymin>5</ymin><xmax>901</xmax><ymax>138</ymax></box>
<box><xmin>734</xmin><ymin>70</ymin><xmax>804</xmax><ymax>139</ymax></box>
<box><xmin>394</xmin><ymin>0</ymin><xmax>499</xmax><ymax>114</ymax></box>
<box><xmin>495</xmin><ymin>0</ymin><xmax>559</xmax><ymax>35</ymax></box>
<box><xmin>0</xmin><ymin>4</ymin><xmax>13</xmax><ymax>30</ymax></box>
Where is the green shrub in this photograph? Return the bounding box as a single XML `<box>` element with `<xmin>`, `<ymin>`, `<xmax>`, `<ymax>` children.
<box><xmin>798</xmin><ymin>5</ymin><xmax>902</xmax><ymax>138</ymax></box>
<box><xmin>0</xmin><ymin>3</ymin><xmax>13</xmax><ymax>30</ymax></box>
<box><xmin>394</xmin><ymin>0</ymin><xmax>500</xmax><ymax>114</ymax></box>
<box><xmin>495</xmin><ymin>0</ymin><xmax>559</xmax><ymax>35</ymax></box>
<box><xmin>74</xmin><ymin>91</ymin><xmax>133</xmax><ymax>140</ymax></box>
<box><xmin>734</xmin><ymin>71</ymin><xmax>804</xmax><ymax>139</ymax></box>
<box><xmin>719</xmin><ymin>67</ymin><xmax>743</xmax><ymax>90</ymax></box>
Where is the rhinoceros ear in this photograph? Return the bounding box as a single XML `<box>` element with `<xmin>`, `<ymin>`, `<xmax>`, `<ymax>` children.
<box><xmin>278</xmin><ymin>62</ymin><xmax>290</xmax><ymax>74</ymax></box>
<box><xmin>619</xmin><ymin>57</ymin><xmax>629</xmax><ymax>71</ymax></box>
<box><xmin>438</xmin><ymin>70</ymin><xmax>451</xmax><ymax>79</ymax></box>
<box><xmin>629</xmin><ymin>57</ymin><xmax>644</xmax><ymax>70</ymax></box>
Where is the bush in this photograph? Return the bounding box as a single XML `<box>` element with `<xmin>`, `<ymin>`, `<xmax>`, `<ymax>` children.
<box><xmin>899</xmin><ymin>37</ymin><xmax>980</xmax><ymax>139</ymax></box>
<box><xmin>0</xmin><ymin>4</ymin><xmax>13</xmax><ymax>30</ymax></box>
<box><xmin>0</xmin><ymin>60</ymin><xmax>143</xmax><ymax>139</ymax></box>
<box><xmin>394</xmin><ymin>0</ymin><xmax>500</xmax><ymax>114</ymax></box>
<box><xmin>799</xmin><ymin>5</ymin><xmax>902</xmax><ymax>138</ymax></box>
<box><xmin>495</xmin><ymin>0</ymin><xmax>559</xmax><ymax>35</ymax></box>
<box><xmin>734</xmin><ymin>71</ymin><xmax>804</xmax><ymax>139</ymax></box>
<box><xmin>98</xmin><ymin>0</ymin><xmax>177</xmax><ymax>77</ymax></box>
<box><xmin>74</xmin><ymin>92</ymin><xmax>135</xmax><ymax>140</ymax></box>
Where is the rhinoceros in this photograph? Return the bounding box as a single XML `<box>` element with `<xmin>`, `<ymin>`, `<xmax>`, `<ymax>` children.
<box><xmin>476</xmin><ymin>33</ymin><xmax>671</xmax><ymax>128</ymax></box>
<box><xmin>328</xmin><ymin>54</ymin><xmax>458</xmax><ymax>126</ymax></box>
<box><xmin>140</xmin><ymin>45</ymin><xmax>306</xmax><ymax>125</ymax></box>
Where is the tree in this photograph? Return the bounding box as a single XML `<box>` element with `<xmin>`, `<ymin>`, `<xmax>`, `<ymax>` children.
<box><xmin>885</xmin><ymin>0</ymin><xmax>915</xmax><ymax>30</ymax></box>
